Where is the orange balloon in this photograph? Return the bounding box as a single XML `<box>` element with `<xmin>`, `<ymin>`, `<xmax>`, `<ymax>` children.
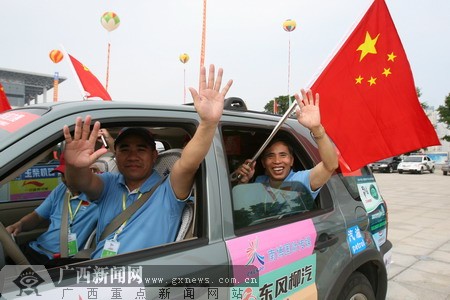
<box><xmin>49</xmin><ymin>50</ymin><xmax>63</xmax><ymax>64</ymax></box>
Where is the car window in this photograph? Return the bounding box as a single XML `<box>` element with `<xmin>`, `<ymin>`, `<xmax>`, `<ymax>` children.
<box><xmin>338</xmin><ymin>167</ymin><xmax>373</xmax><ymax>200</ymax></box>
<box><xmin>403</xmin><ymin>156</ymin><xmax>422</xmax><ymax>162</ymax></box>
<box><xmin>1</xmin><ymin>121</ymin><xmax>202</xmax><ymax>266</ymax></box>
<box><xmin>232</xmin><ymin>181</ymin><xmax>315</xmax><ymax>228</ymax></box>
<box><xmin>221</xmin><ymin>125</ymin><xmax>331</xmax><ymax>231</ymax></box>
<box><xmin>0</xmin><ymin>150</ymin><xmax>61</xmax><ymax>203</ymax></box>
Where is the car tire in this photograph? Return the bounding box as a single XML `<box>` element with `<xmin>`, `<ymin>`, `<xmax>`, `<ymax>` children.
<box><xmin>337</xmin><ymin>271</ymin><xmax>376</xmax><ymax>300</ymax></box>
<box><xmin>398</xmin><ymin>170</ymin><xmax>403</xmax><ymax>174</ymax></box>
<box><xmin>430</xmin><ymin>167</ymin><xmax>434</xmax><ymax>174</ymax></box>
<box><xmin>388</xmin><ymin>166</ymin><xmax>393</xmax><ymax>173</ymax></box>
<box><xmin>444</xmin><ymin>171</ymin><xmax>448</xmax><ymax>176</ymax></box>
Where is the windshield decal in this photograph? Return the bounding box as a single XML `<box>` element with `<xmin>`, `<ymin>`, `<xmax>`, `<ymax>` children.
<box><xmin>0</xmin><ymin>111</ymin><xmax>40</xmax><ymax>132</ymax></box>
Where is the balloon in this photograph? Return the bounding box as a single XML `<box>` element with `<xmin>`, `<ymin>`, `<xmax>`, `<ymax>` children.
<box><xmin>101</xmin><ymin>12</ymin><xmax>120</xmax><ymax>32</ymax></box>
<box><xmin>49</xmin><ymin>49</ymin><xmax>63</xmax><ymax>64</ymax></box>
<box><xmin>179</xmin><ymin>53</ymin><xmax>190</xmax><ymax>64</ymax></box>
<box><xmin>283</xmin><ymin>19</ymin><xmax>297</xmax><ymax>32</ymax></box>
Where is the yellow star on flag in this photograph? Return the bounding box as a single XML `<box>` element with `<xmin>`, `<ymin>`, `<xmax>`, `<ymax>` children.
<box><xmin>382</xmin><ymin>68</ymin><xmax>392</xmax><ymax>77</ymax></box>
<box><xmin>355</xmin><ymin>75</ymin><xmax>363</xmax><ymax>84</ymax></box>
<box><xmin>357</xmin><ymin>31</ymin><xmax>380</xmax><ymax>61</ymax></box>
<box><xmin>367</xmin><ymin>76</ymin><xmax>377</xmax><ymax>86</ymax></box>
<box><xmin>387</xmin><ymin>52</ymin><xmax>397</xmax><ymax>62</ymax></box>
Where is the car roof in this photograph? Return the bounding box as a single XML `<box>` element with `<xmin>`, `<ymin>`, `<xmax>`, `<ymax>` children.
<box><xmin>0</xmin><ymin>100</ymin><xmax>304</xmax><ymax>151</ymax></box>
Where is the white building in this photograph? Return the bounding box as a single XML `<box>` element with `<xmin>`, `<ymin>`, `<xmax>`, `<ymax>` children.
<box><xmin>425</xmin><ymin>107</ymin><xmax>450</xmax><ymax>163</ymax></box>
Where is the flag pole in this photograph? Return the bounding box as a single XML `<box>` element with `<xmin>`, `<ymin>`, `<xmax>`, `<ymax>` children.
<box><xmin>287</xmin><ymin>32</ymin><xmax>291</xmax><ymax>106</ymax></box>
<box><xmin>200</xmin><ymin>0</ymin><xmax>207</xmax><ymax>71</ymax></box>
<box><xmin>60</xmin><ymin>44</ymin><xmax>88</xmax><ymax>100</ymax></box>
<box><xmin>105</xmin><ymin>41</ymin><xmax>111</xmax><ymax>91</ymax></box>
<box><xmin>52</xmin><ymin>72</ymin><xmax>59</xmax><ymax>102</ymax></box>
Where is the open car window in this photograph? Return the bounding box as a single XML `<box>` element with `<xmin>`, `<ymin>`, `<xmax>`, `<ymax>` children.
<box><xmin>0</xmin><ymin>121</ymin><xmax>202</xmax><ymax>269</ymax></box>
<box><xmin>221</xmin><ymin>124</ymin><xmax>333</xmax><ymax>232</ymax></box>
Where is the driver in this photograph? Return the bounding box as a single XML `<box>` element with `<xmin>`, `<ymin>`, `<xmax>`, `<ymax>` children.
<box><xmin>6</xmin><ymin>154</ymin><xmax>99</xmax><ymax>266</ymax></box>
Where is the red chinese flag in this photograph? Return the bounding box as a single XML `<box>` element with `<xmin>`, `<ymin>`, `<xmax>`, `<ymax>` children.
<box><xmin>68</xmin><ymin>54</ymin><xmax>112</xmax><ymax>101</ymax></box>
<box><xmin>0</xmin><ymin>82</ymin><xmax>12</xmax><ymax>112</ymax></box>
<box><xmin>310</xmin><ymin>0</ymin><xmax>440</xmax><ymax>171</ymax></box>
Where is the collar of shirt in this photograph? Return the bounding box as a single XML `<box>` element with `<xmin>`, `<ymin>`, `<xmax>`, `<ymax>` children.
<box><xmin>118</xmin><ymin>169</ymin><xmax>163</xmax><ymax>194</ymax></box>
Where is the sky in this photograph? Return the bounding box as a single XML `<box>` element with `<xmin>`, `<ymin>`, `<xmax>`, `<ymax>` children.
<box><xmin>1</xmin><ymin>0</ymin><xmax>449</xmax><ymax>111</ymax></box>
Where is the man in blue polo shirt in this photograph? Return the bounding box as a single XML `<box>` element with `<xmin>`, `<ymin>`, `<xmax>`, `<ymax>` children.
<box><xmin>6</xmin><ymin>154</ymin><xmax>98</xmax><ymax>265</ymax></box>
<box><xmin>63</xmin><ymin>64</ymin><xmax>233</xmax><ymax>258</ymax></box>
<box><xmin>235</xmin><ymin>89</ymin><xmax>338</xmax><ymax>193</ymax></box>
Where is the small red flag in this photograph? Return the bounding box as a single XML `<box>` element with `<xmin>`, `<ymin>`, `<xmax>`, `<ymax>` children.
<box><xmin>310</xmin><ymin>0</ymin><xmax>439</xmax><ymax>171</ymax></box>
<box><xmin>68</xmin><ymin>54</ymin><xmax>112</xmax><ymax>101</ymax></box>
<box><xmin>0</xmin><ymin>82</ymin><xmax>12</xmax><ymax>112</ymax></box>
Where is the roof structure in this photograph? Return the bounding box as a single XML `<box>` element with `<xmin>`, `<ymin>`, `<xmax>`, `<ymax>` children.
<box><xmin>0</xmin><ymin>67</ymin><xmax>66</xmax><ymax>105</ymax></box>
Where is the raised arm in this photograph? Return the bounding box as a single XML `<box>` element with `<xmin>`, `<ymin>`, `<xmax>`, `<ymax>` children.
<box><xmin>294</xmin><ymin>89</ymin><xmax>338</xmax><ymax>191</ymax></box>
<box><xmin>170</xmin><ymin>65</ymin><xmax>233</xmax><ymax>199</ymax></box>
<box><xmin>63</xmin><ymin>116</ymin><xmax>108</xmax><ymax>200</ymax></box>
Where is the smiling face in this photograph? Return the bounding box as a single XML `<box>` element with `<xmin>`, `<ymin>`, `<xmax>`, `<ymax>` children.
<box><xmin>115</xmin><ymin>134</ymin><xmax>158</xmax><ymax>190</ymax></box>
<box><xmin>261</xmin><ymin>141</ymin><xmax>294</xmax><ymax>185</ymax></box>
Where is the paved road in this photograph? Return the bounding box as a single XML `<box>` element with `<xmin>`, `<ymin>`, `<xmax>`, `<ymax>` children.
<box><xmin>373</xmin><ymin>171</ymin><xmax>450</xmax><ymax>300</ymax></box>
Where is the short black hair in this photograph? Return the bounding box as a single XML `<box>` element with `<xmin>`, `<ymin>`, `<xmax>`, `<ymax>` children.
<box><xmin>262</xmin><ymin>138</ymin><xmax>294</xmax><ymax>157</ymax></box>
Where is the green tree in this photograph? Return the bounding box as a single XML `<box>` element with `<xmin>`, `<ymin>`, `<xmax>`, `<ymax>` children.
<box><xmin>416</xmin><ymin>87</ymin><xmax>429</xmax><ymax>110</ymax></box>
<box><xmin>264</xmin><ymin>95</ymin><xmax>294</xmax><ymax>115</ymax></box>
<box><xmin>437</xmin><ymin>93</ymin><xmax>450</xmax><ymax>142</ymax></box>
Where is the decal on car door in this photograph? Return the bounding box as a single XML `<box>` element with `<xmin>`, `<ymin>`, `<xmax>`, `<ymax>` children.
<box><xmin>226</xmin><ymin>219</ymin><xmax>318</xmax><ymax>300</ymax></box>
<box><xmin>356</xmin><ymin>176</ymin><xmax>387</xmax><ymax>248</ymax></box>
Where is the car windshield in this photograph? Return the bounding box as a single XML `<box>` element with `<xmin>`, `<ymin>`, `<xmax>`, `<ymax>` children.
<box><xmin>404</xmin><ymin>156</ymin><xmax>422</xmax><ymax>162</ymax></box>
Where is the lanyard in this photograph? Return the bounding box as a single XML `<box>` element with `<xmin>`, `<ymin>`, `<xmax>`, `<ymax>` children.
<box><xmin>67</xmin><ymin>195</ymin><xmax>83</xmax><ymax>224</ymax></box>
<box><xmin>113</xmin><ymin>192</ymin><xmax>142</xmax><ymax>240</ymax></box>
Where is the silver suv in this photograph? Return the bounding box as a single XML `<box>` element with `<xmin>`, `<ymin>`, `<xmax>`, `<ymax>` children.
<box><xmin>0</xmin><ymin>100</ymin><xmax>392</xmax><ymax>299</ymax></box>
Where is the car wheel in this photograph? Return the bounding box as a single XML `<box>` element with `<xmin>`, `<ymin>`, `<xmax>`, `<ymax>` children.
<box><xmin>337</xmin><ymin>271</ymin><xmax>376</xmax><ymax>300</ymax></box>
<box><xmin>419</xmin><ymin>168</ymin><xmax>423</xmax><ymax>174</ymax></box>
<box><xmin>398</xmin><ymin>170</ymin><xmax>403</xmax><ymax>174</ymax></box>
<box><xmin>430</xmin><ymin>167</ymin><xmax>435</xmax><ymax>174</ymax></box>
<box><xmin>444</xmin><ymin>171</ymin><xmax>448</xmax><ymax>176</ymax></box>
<box><xmin>388</xmin><ymin>166</ymin><xmax>393</xmax><ymax>173</ymax></box>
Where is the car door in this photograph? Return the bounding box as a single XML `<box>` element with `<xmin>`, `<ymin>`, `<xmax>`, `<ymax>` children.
<box><xmin>217</xmin><ymin>118</ymin><xmax>348</xmax><ymax>300</ymax></box>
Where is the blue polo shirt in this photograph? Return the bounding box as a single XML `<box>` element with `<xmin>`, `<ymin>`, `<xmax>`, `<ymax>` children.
<box><xmin>91</xmin><ymin>170</ymin><xmax>186</xmax><ymax>259</ymax></box>
<box><xmin>255</xmin><ymin>169</ymin><xmax>320</xmax><ymax>199</ymax></box>
<box><xmin>30</xmin><ymin>183</ymin><xmax>98</xmax><ymax>259</ymax></box>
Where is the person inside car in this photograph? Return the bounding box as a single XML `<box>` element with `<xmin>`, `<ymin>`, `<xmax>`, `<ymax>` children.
<box><xmin>235</xmin><ymin>89</ymin><xmax>338</xmax><ymax>200</ymax></box>
<box><xmin>62</xmin><ymin>64</ymin><xmax>233</xmax><ymax>258</ymax></box>
<box><xmin>6</xmin><ymin>154</ymin><xmax>99</xmax><ymax>265</ymax></box>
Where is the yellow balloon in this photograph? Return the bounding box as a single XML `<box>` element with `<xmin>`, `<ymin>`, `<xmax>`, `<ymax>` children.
<box><xmin>179</xmin><ymin>53</ymin><xmax>190</xmax><ymax>64</ymax></box>
<box><xmin>283</xmin><ymin>19</ymin><xmax>297</xmax><ymax>32</ymax></box>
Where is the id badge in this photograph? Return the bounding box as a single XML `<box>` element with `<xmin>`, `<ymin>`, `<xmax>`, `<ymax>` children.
<box><xmin>67</xmin><ymin>233</ymin><xmax>79</xmax><ymax>256</ymax></box>
<box><xmin>101</xmin><ymin>239</ymin><xmax>120</xmax><ymax>258</ymax></box>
